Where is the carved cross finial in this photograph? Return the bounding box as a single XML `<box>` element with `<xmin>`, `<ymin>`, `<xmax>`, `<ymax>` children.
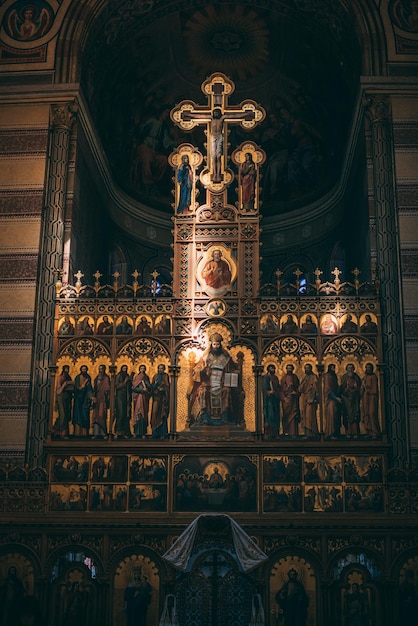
<box><xmin>93</xmin><ymin>271</ymin><xmax>102</xmax><ymax>292</ymax></box>
<box><xmin>55</xmin><ymin>269</ymin><xmax>65</xmax><ymax>293</ymax></box>
<box><xmin>314</xmin><ymin>268</ymin><xmax>322</xmax><ymax>281</ymax></box>
<box><xmin>275</xmin><ymin>269</ymin><xmax>283</xmax><ymax>295</ymax></box>
<box><xmin>151</xmin><ymin>269</ymin><xmax>159</xmax><ymax>282</ymax></box>
<box><xmin>332</xmin><ymin>267</ymin><xmax>342</xmax><ymax>281</ymax></box>
<box><xmin>294</xmin><ymin>268</ymin><xmax>303</xmax><ymax>280</ymax></box>
<box><xmin>132</xmin><ymin>269</ymin><xmax>140</xmax><ymax>283</ymax></box>
<box><xmin>74</xmin><ymin>270</ymin><xmax>84</xmax><ymax>291</ymax></box>
<box><xmin>112</xmin><ymin>271</ymin><xmax>120</xmax><ymax>291</ymax></box>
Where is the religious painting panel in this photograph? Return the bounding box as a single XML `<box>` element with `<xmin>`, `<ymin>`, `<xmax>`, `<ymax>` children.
<box><xmin>321</xmin><ymin>338</ymin><xmax>381</xmax><ymax>439</ymax></box>
<box><xmin>344</xmin><ymin>485</ymin><xmax>384</xmax><ymax>513</ymax></box>
<box><xmin>89</xmin><ymin>485</ymin><xmax>127</xmax><ymax>512</ymax></box>
<box><xmin>49</xmin><ymin>554</ymin><xmax>101</xmax><ymax>626</ymax></box>
<box><xmin>96</xmin><ymin>314</ymin><xmax>114</xmax><ymax>336</ymax></box>
<box><xmin>3</xmin><ymin>1</ymin><xmax>54</xmax><ymax>43</ymax></box>
<box><xmin>232</xmin><ymin>140</ymin><xmax>265</xmax><ymax>214</ymax></box>
<box><xmin>320</xmin><ymin>313</ymin><xmax>339</xmax><ymax>335</ymax></box>
<box><xmin>260</xmin><ymin>313</ymin><xmax>279</xmax><ymax>334</ymax></box>
<box><xmin>263</xmin><ymin>485</ymin><xmax>303</xmax><ymax>512</ymax></box>
<box><xmin>389</xmin><ymin>0</ymin><xmax>418</xmax><ymax>33</ymax></box>
<box><xmin>0</xmin><ymin>552</ymin><xmax>46</xmax><ymax>626</ymax></box>
<box><xmin>77</xmin><ymin>315</ymin><xmax>95</xmax><ymax>335</ymax></box>
<box><xmin>196</xmin><ymin>245</ymin><xmax>237</xmax><ymax>298</ymax></box>
<box><xmin>343</xmin><ymin>456</ymin><xmax>383</xmax><ymax>484</ymax></box>
<box><xmin>168</xmin><ymin>143</ymin><xmax>203</xmax><ymax>215</ymax></box>
<box><xmin>129</xmin><ymin>456</ymin><xmax>168</xmax><ymax>483</ymax></box>
<box><xmin>263</xmin><ymin>455</ymin><xmax>302</xmax><ymax>483</ymax></box>
<box><xmin>51</xmin><ymin>455</ymin><xmax>90</xmax><ymax>483</ymax></box>
<box><xmin>52</xmin><ymin>345</ymin><xmax>112</xmax><ymax>439</ymax></box>
<box><xmin>359</xmin><ymin>312</ymin><xmax>378</xmax><ymax>335</ymax></box>
<box><xmin>300</xmin><ymin>313</ymin><xmax>319</xmax><ymax>335</ymax></box>
<box><xmin>176</xmin><ymin>325</ymin><xmax>256</xmax><ymax>433</ymax></box>
<box><xmin>304</xmin><ymin>485</ymin><xmax>343</xmax><ymax>512</ymax></box>
<box><xmin>270</xmin><ymin>556</ymin><xmax>317</xmax><ymax>626</ymax></box>
<box><xmin>58</xmin><ymin>315</ymin><xmax>76</xmax><ymax>336</ymax></box>
<box><xmin>128</xmin><ymin>484</ymin><xmax>167</xmax><ymax>512</ymax></box>
<box><xmin>260</xmin><ymin>348</ymin><xmax>318</xmax><ymax>438</ymax></box>
<box><xmin>396</xmin><ymin>556</ymin><xmax>418</xmax><ymax>626</ymax></box>
<box><xmin>174</xmin><ymin>455</ymin><xmax>257</xmax><ymax>512</ymax></box>
<box><xmin>135</xmin><ymin>315</ymin><xmax>152</xmax><ymax>335</ymax></box>
<box><xmin>279</xmin><ymin>313</ymin><xmax>298</xmax><ymax>335</ymax></box>
<box><xmin>340</xmin><ymin>313</ymin><xmax>359</xmax><ymax>334</ymax></box>
<box><xmin>115</xmin><ymin>315</ymin><xmax>134</xmax><ymax>336</ymax></box>
<box><xmin>303</xmin><ymin>456</ymin><xmax>343</xmax><ymax>484</ymax></box>
<box><xmin>112</xmin><ymin>555</ymin><xmax>160</xmax><ymax>626</ymax></box>
<box><xmin>49</xmin><ymin>485</ymin><xmax>88</xmax><ymax>512</ymax></box>
<box><xmin>91</xmin><ymin>455</ymin><xmax>128</xmax><ymax>482</ymax></box>
<box><xmin>329</xmin><ymin>563</ymin><xmax>380</xmax><ymax>626</ymax></box>
<box><xmin>154</xmin><ymin>314</ymin><xmax>172</xmax><ymax>335</ymax></box>
<box><xmin>0</xmin><ymin>552</ymin><xmax>35</xmax><ymax>598</ymax></box>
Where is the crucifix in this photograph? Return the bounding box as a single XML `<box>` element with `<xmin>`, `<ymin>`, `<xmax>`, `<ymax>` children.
<box><xmin>171</xmin><ymin>73</ymin><xmax>265</xmax><ymax>191</ymax></box>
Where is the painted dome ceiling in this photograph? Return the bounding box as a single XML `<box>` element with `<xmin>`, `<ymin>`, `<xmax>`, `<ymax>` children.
<box><xmin>81</xmin><ymin>1</ymin><xmax>361</xmax><ymax>219</ymax></box>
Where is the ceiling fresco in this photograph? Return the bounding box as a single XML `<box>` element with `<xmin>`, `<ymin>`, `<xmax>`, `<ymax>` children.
<box><xmin>81</xmin><ymin>1</ymin><xmax>361</xmax><ymax>218</ymax></box>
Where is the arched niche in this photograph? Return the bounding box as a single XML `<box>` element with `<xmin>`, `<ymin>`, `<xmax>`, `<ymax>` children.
<box><xmin>326</xmin><ymin>549</ymin><xmax>383</xmax><ymax>626</ymax></box>
<box><xmin>112</xmin><ymin>553</ymin><xmax>160</xmax><ymax>626</ymax></box>
<box><xmin>269</xmin><ymin>554</ymin><xmax>318</xmax><ymax>626</ymax></box>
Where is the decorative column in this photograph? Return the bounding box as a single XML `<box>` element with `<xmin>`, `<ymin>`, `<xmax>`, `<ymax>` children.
<box><xmin>169</xmin><ymin>365</ymin><xmax>180</xmax><ymax>439</ymax></box>
<box><xmin>363</xmin><ymin>93</ymin><xmax>409</xmax><ymax>466</ymax></box>
<box><xmin>26</xmin><ymin>101</ymin><xmax>78</xmax><ymax>467</ymax></box>
<box><xmin>253</xmin><ymin>364</ymin><xmax>264</xmax><ymax>438</ymax></box>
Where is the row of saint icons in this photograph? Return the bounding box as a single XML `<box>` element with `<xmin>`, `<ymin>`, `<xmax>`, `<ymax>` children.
<box><xmin>57</xmin><ymin>311</ymin><xmax>378</xmax><ymax>336</ymax></box>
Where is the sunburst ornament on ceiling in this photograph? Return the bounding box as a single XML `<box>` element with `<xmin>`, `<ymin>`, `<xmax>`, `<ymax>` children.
<box><xmin>183</xmin><ymin>4</ymin><xmax>269</xmax><ymax>81</ymax></box>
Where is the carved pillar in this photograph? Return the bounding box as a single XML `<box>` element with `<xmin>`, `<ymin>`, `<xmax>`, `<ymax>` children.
<box><xmin>26</xmin><ymin>101</ymin><xmax>78</xmax><ymax>467</ymax></box>
<box><xmin>169</xmin><ymin>365</ymin><xmax>180</xmax><ymax>438</ymax></box>
<box><xmin>253</xmin><ymin>364</ymin><xmax>264</xmax><ymax>438</ymax></box>
<box><xmin>363</xmin><ymin>94</ymin><xmax>409</xmax><ymax>466</ymax></box>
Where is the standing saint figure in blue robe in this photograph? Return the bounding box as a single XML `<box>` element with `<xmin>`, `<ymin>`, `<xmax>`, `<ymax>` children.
<box><xmin>177</xmin><ymin>154</ymin><xmax>193</xmax><ymax>213</ymax></box>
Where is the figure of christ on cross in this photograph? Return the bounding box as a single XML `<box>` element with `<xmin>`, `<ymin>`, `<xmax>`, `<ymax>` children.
<box><xmin>181</xmin><ymin>106</ymin><xmax>255</xmax><ymax>183</ymax></box>
<box><xmin>171</xmin><ymin>74</ymin><xmax>265</xmax><ymax>192</ymax></box>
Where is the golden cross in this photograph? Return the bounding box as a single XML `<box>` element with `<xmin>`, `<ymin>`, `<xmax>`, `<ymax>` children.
<box><xmin>314</xmin><ymin>268</ymin><xmax>323</xmax><ymax>281</ymax></box>
<box><xmin>331</xmin><ymin>267</ymin><xmax>342</xmax><ymax>281</ymax></box>
<box><xmin>294</xmin><ymin>268</ymin><xmax>303</xmax><ymax>280</ymax></box>
<box><xmin>74</xmin><ymin>270</ymin><xmax>84</xmax><ymax>291</ymax></box>
<box><xmin>171</xmin><ymin>73</ymin><xmax>265</xmax><ymax>189</ymax></box>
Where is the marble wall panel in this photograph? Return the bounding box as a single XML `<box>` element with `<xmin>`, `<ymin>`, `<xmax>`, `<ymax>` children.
<box><xmin>0</xmin><ymin>217</ymin><xmax>41</xmax><ymax>251</ymax></box>
<box><xmin>0</xmin><ymin>104</ymin><xmax>48</xmax><ymax>128</ymax></box>
<box><xmin>0</xmin><ymin>157</ymin><xmax>46</xmax><ymax>188</ymax></box>
<box><xmin>0</xmin><ymin>285</ymin><xmax>36</xmax><ymax>315</ymax></box>
<box><xmin>0</xmin><ymin>192</ymin><xmax>43</xmax><ymax>216</ymax></box>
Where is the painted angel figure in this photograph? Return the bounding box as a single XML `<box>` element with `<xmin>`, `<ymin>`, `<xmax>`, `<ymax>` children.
<box><xmin>7</xmin><ymin>4</ymin><xmax>52</xmax><ymax>41</ymax></box>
